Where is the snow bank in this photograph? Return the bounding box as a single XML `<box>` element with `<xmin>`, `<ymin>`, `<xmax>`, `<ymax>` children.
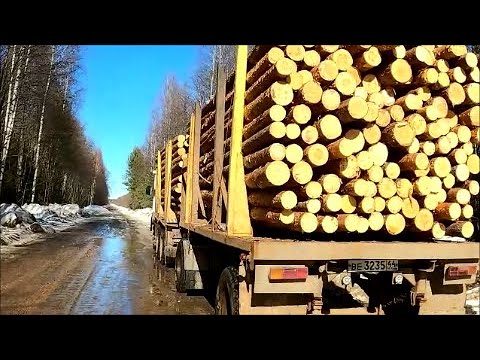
<box><xmin>109</xmin><ymin>204</ymin><xmax>152</xmax><ymax>224</ymax></box>
<box><xmin>81</xmin><ymin>205</ymin><xmax>112</xmax><ymax>217</ymax></box>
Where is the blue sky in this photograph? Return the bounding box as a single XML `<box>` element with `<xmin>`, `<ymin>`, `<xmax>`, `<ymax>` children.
<box><xmin>78</xmin><ymin>45</ymin><xmax>199</xmax><ymax>199</ymax></box>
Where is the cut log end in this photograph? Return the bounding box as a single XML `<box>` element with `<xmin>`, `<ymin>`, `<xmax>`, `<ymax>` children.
<box><xmin>385</xmin><ymin>214</ymin><xmax>406</xmax><ymax>235</ymax></box>
<box><xmin>445</xmin><ymin>221</ymin><xmax>474</xmax><ymax>238</ymax></box>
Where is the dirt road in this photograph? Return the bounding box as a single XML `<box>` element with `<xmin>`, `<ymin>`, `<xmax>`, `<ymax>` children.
<box><xmin>0</xmin><ymin>209</ymin><xmax>214</xmax><ymax>315</ymax></box>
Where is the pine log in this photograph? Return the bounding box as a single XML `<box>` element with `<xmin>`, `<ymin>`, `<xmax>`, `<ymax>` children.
<box><xmin>244</xmin><ymin>143</ymin><xmax>286</xmax><ymax>170</ymax></box>
<box><xmin>376</xmin><ymin>109</ymin><xmax>391</xmax><ymax>128</ymax></box>
<box><xmin>415</xmin><ymin>68</ymin><xmax>439</xmax><ymax>86</ymax></box>
<box><xmin>294</xmin><ymin>199</ymin><xmax>321</xmax><ymax>214</ymax></box>
<box><xmin>402</xmin><ymin>198</ymin><xmax>420</xmax><ymax>219</ymax></box>
<box><xmin>420</xmin><ymin>141</ymin><xmax>436</xmax><ymax>156</ymax></box>
<box><xmin>378</xmin><ymin>178</ymin><xmax>398</xmax><ymax>199</ymax></box>
<box><xmin>321</xmin><ymin>194</ymin><xmax>342</xmax><ymax>213</ymax></box>
<box><xmin>248</xmin><ymin>190</ymin><xmax>298</xmax><ymax>210</ymax></box>
<box><xmin>296</xmin><ymin>181</ymin><xmax>323</xmax><ymax>199</ymax></box>
<box><xmin>448</xmin><ymin>148</ymin><xmax>467</xmax><ymax>165</ymax></box>
<box><xmin>369</xmin><ymin>92</ymin><xmax>385</xmax><ymax>108</ymax></box>
<box><xmin>327</xmin><ymin>49</ymin><xmax>353</xmax><ymax>71</ymax></box>
<box><xmin>467</xmin><ymin>154</ymin><xmax>479</xmax><ymax>174</ymax></box>
<box><xmin>285</xmin><ymin>45</ymin><xmax>306</xmax><ymax>62</ymax></box>
<box><xmin>384</xmin><ymin>213</ymin><xmax>406</xmax><ymax>235</ymax></box>
<box><xmin>335</xmin><ymin>96</ymin><xmax>368</xmax><ymax>123</ymax></box>
<box><xmin>463</xmin><ymin>180</ymin><xmax>479</xmax><ymax>195</ymax></box>
<box><xmin>445</xmin><ymin>221</ymin><xmax>474</xmax><ymax>238</ymax></box>
<box><xmin>388</xmin><ymin>104</ymin><xmax>405</xmax><ymax>122</ymax></box>
<box><xmin>296</xmin><ymin>80</ymin><xmax>323</xmax><ymax>104</ymax></box>
<box><xmin>454</xmin><ymin>52</ymin><xmax>478</xmax><ymax>68</ymax></box>
<box><xmin>462</xmin><ymin>142</ymin><xmax>474</xmax><ymax>155</ymax></box>
<box><xmin>447</xmin><ymin>67</ymin><xmax>467</xmax><ymax>84</ymax></box>
<box><xmin>244</xmin><ymin>82</ymin><xmax>294</xmax><ymax>122</ymax></box>
<box><xmin>333</xmin><ymin>71</ymin><xmax>357</xmax><ymax>96</ymax></box>
<box><xmin>435</xmin><ymin>59</ymin><xmax>449</xmax><ymax>73</ymax></box>
<box><xmin>326</xmin><ymin>155</ymin><xmax>360</xmax><ymax>179</ymax></box>
<box><xmin>245</xmin><ymin>161</ymin><xmax>290</xmax><ymax>189</ymax></box>
<box><xmin>316</xmin><ymin>215</ymin><xmax>338</xmax><ymax>233</ymax></box>
<box><xmin>412</xmin><ymin>208</ymin><xmax>434</xmax><ymax>231</ymax></box>
<box><xmin>399</xmin><ymin>153</ymin><xmax>429</xmax><ymax>171</ymax></box>
<box><xmin>243</xmin><ymin>122</ymin><xmax>286</xmax><ymax>155</ymax></box>
<box><xmin>374</xmin><ymin>196</ymin><xmax>386</xmax><ymax>212</ymax></box>
<box><xmin>453</xmin><ymin>163</ymin><xmax>470</xmax><ymax>182</ymax></box>
<box><xmin>385</xmin><ymin>196</ymin><xmax>403</xmax><ymax>214</ymax></box>
<box><xmin>446</xmin><ymin>131</ymin><xmax>459</xmax><ymax>149</ymax></box>
<box><xmin>362</xmin><ymin>74</ymin><xmax>381</xmax><ymax>94</ymax></box>
<box><xmin>432</xmin><ymin>72</ymin><xmax>450</xmax><ymax>90</ymax></box>
<box><xmin>447</xmin><ymin>188</ymin><xmax>471</xmax><ymax>205</ymax></box>
<box><xmin>431</xmin><ymin>222</ymin><xmax>446</xmax><ymax>239</ymax></box>
<box><xmin>469</xmin><ymin>66</ymin><xmax>480</xmax><ymax>82</ymax></box>
<box><xmin>464</xmin><ymin>82</ymin><xmax>480</xmax><ymax>105</ymax></box>
<box><xmin>354</xmin><ymin>47</ymin><xmax>382</xmax><ymax>72</ymax></box>
<box><xmin>356</xmin><ymin>151</ymin><xmax>373</xmax><ymax>170</ymax></box>
<box><xmin>364</xmin><ymin>102</ymin><xmax>380</xmax><ymax>123</ymax></box>
<box><xmin>341</xmin><ymin>195</ymin><xmax>357</xmax><ymax>214</ymax></box>
<box><xmin>304</xmin><ymin>144</ymin><xmax>329</xmax><ymax>167</ymax></box>
<box><xmin>314</xmin><ymin>114</ymin><xmax>342</xmax><ymax>142</ymax></box>
<box><xmin>434</xmin><ymin>202</ymin><xmax>462</xmax><ymax>221</ymax></box>
<box><xmin>354</xmin><ymin>86</ymin><xmax>368</xmax><ymax>100</ymax></box>
<box><xmin>443</xmin><ymin>173</ymin><xmax>456</xmax><ymax>189</ymax></box>
<box><xmin>429</xmin><ymin>157</ymin><xmax>452</xmax><ymax>178</ymax></box>
<box><xmin>434</xmin><ymin>45</ymin><xmax>468</xmax><ymax>60</ymax></box>
<box><xmin>298</xmin><ymin>69</ymin><xmax>314</xmax><ymax>85</ymax></box>
<box><xmin>344</xmin><ymin>178</ymin><xmax>368</xmax><ymax>197</ymax></box>
<box><xmin>291</xmin><ymin>161</ymin><xmax>313</xmax><ymax>185</ymax></box>
<box><xmin>429</xmin><ymin>176</ymin><xmax>443</xmax><ymax>193</ymax></box>
<box><xmin>285</xmin><ymin>123</ymin><xmax>301</xmax><ymax>140</ymax></box>
<box><xmin>356</xmin><ymin>216</ymin><xmax>370</xmax><ymax>234</ymax></box>
<box><xmin>337</xmin><ymin>214</ymin><xmax>358</xmax><ymax>232</ymax></box>
<box><xmin>377</xmin><ymin>59</ymin><xmax>412</xmax><ymax>86</ymax></box>
<box><xmin>286</xmin><ymin>104</ymin><xmax>311</xmax><ymax>124</ymax></box>
<box><xmin>285</xmin><ymin>144</ymin><xmax>304</xmax><ymax>164</ymax></box>
<box><xmin>246</xmin><ymin>46</ymin><xmax>285</xmax><ymax>86</ymax></box>
<box><xmin>301</xmin><ymin>126</ymin><xmax>319</xmax><ymax>145</ymax></box>
<box><xmin>405</xmin><ymin>46</ymin><xmax>435</xmax><ymax>68</ymax></box>
<box><xmin>383</xmin><ymin>161</ymin><xmax>401</xmax><ymax>179</ymax></box>
<box><xmin>368</xmin><ymin>165</ymin><xmax>384</xmax><ymax>183</ymax></box>
<box><xmin>408</xmin><ymin>138</ymin><xmax>421</xmax><ymax>154</ymax></box>
<box><xmin>302</xmin><ymin>50</ymin><xmax>321</xmax><ymax>69</ymax></box>
<box><xmin>413</xmin><ymin>176</ymin><xmax>431</xmax><ymax>196</ymax></box>
<box><xmin>358</xmin><ymin>197</ymin><xmax>375</xmax><ymax>214</ymax></box>
<box><xmin>311</xmin><ymin>60</ymin><xmax>338</xmax><ymax>83</ymax></box>
<box><xmin>396</xmin><ymin>178</ymin><xmax>413</xmax><ymax>199</ymax></box>
<box><xmin>319</xmin><ymin>174</ymin><xmax>342</xmax><ymax>194</ymax></box>
<box><xmin>346</xmin><ymin>67</ymin><xmax>362</xmax><ymax>86</ymax></box>
<box><xmin>381</xmin><ymin>122</ymin><xmax>415</xmax><ymax>149</ymax></box>
<box><xmin>462</xmin><ymin>205</ymin><xmax>474</xmax><ymax>219</ymax></box>
<box><xmin>368</xmin><ymin>212</ymin><xmax>384</xmax><ymax>231</ymax></box>
<box><xmin>250</xmin><ymin>207</ymin><xmax>295</xmax><ymax>225</ymax></box>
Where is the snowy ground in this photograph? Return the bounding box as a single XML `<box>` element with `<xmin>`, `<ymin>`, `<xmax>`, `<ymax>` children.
<box><xmin>109</xmin><ymin>204</ymin><xmax>152</xmax><ymax>224</ymax></box>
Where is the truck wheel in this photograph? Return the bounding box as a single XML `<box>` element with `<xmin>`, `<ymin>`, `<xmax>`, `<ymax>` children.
<box><xmin>215</xmin><ymin>267</ymin><xmax>239</xmax><ymax>315</ymax></box>
<box><xmin>175</xmin><ymin>241</ymin><xmax>187</xmax><ymax>293</ymax></box>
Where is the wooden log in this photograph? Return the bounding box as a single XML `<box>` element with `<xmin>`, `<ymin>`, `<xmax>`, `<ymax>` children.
<box><xmin>453</xmin><ymin>163</ymin><xmax>470</xmax><ymax>182</ymax></box>
<box><xmin>298</xmin><ymin>69</ymin><xmax>314</xmax><ymax>85</ymax></box>
<box><xmin>246</xmin><ymin>47</ymin><xmax>285</xmax><ymax>85</ymax></box>
<box><xmin>435</xmin><ymin>188</ymin><xmax>448</xmax><ymax>204</ymax></box>
<box><xmin>412</xmin><ymin>208</ymin><xmax>434</xmax><ymax>231</ymax></box>
<box><xmin>395</xmin><ymin>94</ymin><xmax>423</xmax><ymax>112</ymax></box>
<box><xmin>321</xmin><ymin>194</ymin><xmax>342</xmax><ymax>213</ymax></box>
<box><xmin>304</xmin><ymin>144</ymin><xmax>329</xmax><ymax>167</ymax></box>
<box><xmin>327</xmin><ymin>134</ymin><xmax>355</xmax><ymax>159</ymax></box>
<box><xmin>446</xmin><ymin>131</ymin><xmax>459</xmax><ymax>149</ymax></box>
<box><xmin>368</xmin><ymin>165</ymin><xmax>384</xmax><ymax>183</ymax></box>
<box><xmin>333</xmin><ymin>71</ymin><xmax>357</xmax><ymax>96</ymax></box>
<box><xmin>386</xmin><ymin>195</ymin><xmax>404</xmax><ymax>214</ymax></box>
<box><xmin>431</xmin><ymin>222</ymin><xmax>446</xmax><ymax>239</ymax></box>
<box><xmin>443</xmin><ymin>173</ymin><xmax>456</xmax><ymax>189</ymax></box>
<box><xmin>388</xmin><ymin>104</ymin><xmax>405</xmax><ymax>122</ymax></box>
<box><xmin>319</xmin><ymin>174</ymin><xmax>342</xmax><ymax>194</ymax></box>
<box><xmin>383</xmin><ymin>162</ymin><xmax>400</xmax><ymax>179</ymax></box>
<box><xmin>285</xmin><ymin>45</ymin><xmax>306</xmax><ymax>62</ymax></box>
<box><xmin>376</xmin><ymin>109</ymin><xmax>391</xmax><ymax>128</ymax></box>
<box><xmin>454</xmin><ymin>52</ymin><xmax>478</xmax><ymax>68</ymax></box>
<box><xmin>462</xmin><ymin>205</ymin><xmax>474</xmax><ymax>219</ymax></box>
<box><xmin>354</xmin><ymin>86</ymin><xmax>368</xmax><ymax>100</ymax></box>
<box><xmin>447</xmin><ymin>67</ymin><xmax>467</xmax><ymax>84</ymax></box>
<box><xmin>434</xmin><ymin>202</ymin><xmax>461</xmax><ymax>221</ymax></box>
<box><xmin>463</xmin><ymin>180</ymin><xmax>479</xmax><ymax>195</ymax></box>
<box><xmin>434</xmin><ymin>45</ymin><xmax>468</xmax><ymax>60</ymax></box>
<box><xmin>294</xmin><ymin>199</ymin><xmax>321</xmax><ymax>214</ymax></box>
<box><xmin>296</xmin><ymin>80</ymin><xmax>323</xmax><ymax>104</ymax></box>
<box><xmin>414</xmin><ymin>68</ymin><xmax>439</xmax><ymax>86</ymax></box>
<box><xmin>448</xmin><ymin>148</ymin><xmax>467</xmax><ymax>165</ymax></box>
<box><xmin>377</xmin><ymin>45</ymin><xmax>406</xmax><ymax>59</ymax></box>
<box><xmin>242</xmin><ymin>122</ymin><xmax>286</xmax><ymax>155</ymax></box>
<box><xmin>364</xmin><ymin>102</ymin><xmax>379</xmax><ymax>123</ymax></box>
<box><xmin>285</xmin><ymin>144</ymin><xmax>304</xmax><ymax>164</ymax></box>
<box><xmin>358</xmin><ymin>196</ymin><xmax>375</xmax><ymax>214</ymax></box>
<box><xmin>384</xmin><ymin>213</ymin><xmax>406</xmax><ymax>235</ymax></box>
<box><xmin>243</xmin><ymin>105</ymin><xmax>287</xmax><ymax>140</ymax></box>
<box><xmin>319</xmin><ymin>89</ymin><xmax>341</xmax><ymax>112</ymax></box>
<box><xmin>245</xmin><ymin>161</ymin><xmax>290</xmax><ymax>189</ymax></box>
<box><xmin>405</xmin><ymin>46</ymin><xmax>435</xmax><ymax>68</ymax></box>
<box><xmin>250</xmin><ymin>207</ymin><xmax>295</xmax><ymax>225</ymax></box>
<box><xmin>326</xmin><ymin>155</ymin><xmax>360</xmax><ymax>179</ymax></box>
<box><xmin>399</xmin><ymin>153</ymin><xmax>430</xmax><ymax>171</ymax></box>
<box><xmin>381</xmin><ymin>121</ymin><xmax>415</xmax><ymax>149</ymax></box>
<box><xmin>311</xmin><ymin>60</ymin><xmax>339</xmax><ymax>84</ymax></box>
<box><xmin>362</xmin><ymin>74</ymin><xmax>381</xmax><ymax>94</ymax></box>
<box><xmin>435</xmin><ymin>59</ymin><xmax>450</xmax><ymax>73</ymax></box>
<box><xmin>337</xmin><ymin>214</ymin><xmax>358</xmax><ymax>232</ymax></box>
<box><xmin>301</xmin><ymin>125</ymin><xmax>319</xmax><ymax>145</ymax></box>
<box><xmin>354</xmin><ymin>47</ymin><xmax>382</xmax><ymax>72</ymax></box>
<box><xmin>429</xmin><ymin>157</ymin><xmax>452</xmax><ymax>178</ymax></box>
<box><xmin>316</xmin><ymin>215</ymin><xmax>338</xmax><ymax>234</ymax></box>
<box><xmin>374</xmin><ymin>196</ymin><xmax>386</xmax><ymax>212</ymax></box>
<box><xmin>442</xmin><ymin>82</ymin><xmax>466</xmax><ymax>107</ymax></box>
<box><xmin>445</xmin><ymin>221</ymin><xmax>474</xmax><ymax>238</ymax></box>
<box><xmin>429</xmin><ymin>176</ymin><xmax>443</xmax><ymax>193</ymax></box>
<box><xmin>365</xmin><ymin>181</ymin><xmax>378</xmax><ymax>197</ymax></box>
<box><xmin>335</xmin><ymin>96</ymin><xmax>368</xmax><ymax>123</ymax></box>
<box><xmin>469</xmin><ymin>66</ymin><xmax>480</xmax><ymax>82</ymax></box>
<box><xmin>417</xmin><ymin>105</ymin><xmax>439</xmax><ymax>122</ymax></box>
<box><xmin>369</xmin><ymin>93</ymin><xmax>385</xmax><ymax>108</ymax></box>
<box><xmin>420</xmin><ymin>141</ymin><xmax>436</xmax><ymax>156</ymax></box>
<box><xmin>296</xmin><ymin>181</ymin><xmax>323</xmax><ymax>199</ymax></box>
<box><xmin>402</xmin><ymin>198</ymin><xmax>420</xmax><ymax>219</ymax></box>
<box><xmin>413</xmin><ymin>176</ymin><xmax>431</xmax><ymax>196</ymax></box>
<box><xmin>346</xmin><ymin>67</ymin><xmax>362</xmax><ymax>86</ymax></box>
<box><xmin>467</xmin><ymin>154</ymin><xmax>479</xmax><ymax>175</ymax></box>
<box><xmin>342</xmin><ymin>45</ymin><xmax>371</xmax><ymax>55</ymax></box>
<box><xmin>245</xmin><ymin>58</ymin><xmax>297</xmax><ymax>103</ymax></box>
<box><xmin>248</xmin><ymin>190</ymin><xmax>298</xmax><ymax>210</ymax></box>
<box><xmin>396</xmin><ymin>178</ymin><xmax>413</xmax><ymax>199</ymax></box>
<box><xmin>291</xmin><ymin>161</ymin><xmax>313</xmax><ymax>185</ymax></box>
<box><xmin>244</xmin><ymin>143</ymin><xmax>286</xmax><ymax>170</ymax></box>
<box><xmin>377</xmin><ymin>59</ymin><xmax>412</xmax><ymax>86</ymax></box>
<box><xmin>377</xmin><ymin>177</ymin><xmax>397</xmax><ymax>199</ymax></box>
<box><xmin>432</xmin><ymin>72</ymin><xmax>450</xmax><ymax>90</ymax></box>
<box><xmin>463</xmin><ymin>83</ymin><xmax>480</xmax><ymax>105</ymax></box>
<box><xmin>355</xmin><ymin>216</ymin><xmax>370</xmax><ymax>234</ymax></box>
<box><xmin>421</xmin><ymin>194</ymin><xmax>439</xmax><ymax>210</ymax></box>
<box><xmin>447</xmin><ymin>188</ymin><xmax>471</xmax><ymax>205</ymax></box>
<box><xmin>244</xmin><ymin>82</ymin><xmax>294</xmax><ymax>122</ymax></box>
<box><xmin>368</xmin><ymin>212</ymin><xmax>384</xmax><ymax>231</ymax></box>
<box><xmin>302</xmin><ymin>50</ymin><xmax>321</xmax><ymax>68</ymax></box>
<box><xmin>407</xmin><ymin>138</ymin><xmax>421</xmax><ymax>154</ymax></box>
<box><xmin>314</xmin><ymin>114</ymin><xmax>342</xmax><ymax>142</ymax></box>
<box><xmin>356</xmin><ymin>150</ymin><xmax>373</xmax><ymax>170</ymax></box>
<box><xmin>286</xmin><ymin>104</ymin><xmax>311</xmax><ymax>124</ymax></box>
<box><xmin>284</xmin><ymin>123</ymin><xmax>300</xmax><ymax>140</ymax></box>
<box><xmin>381</xmin><ymin>87</ymin><xmax>397</xmax><ymax>105</ymax></box>
<box><xmin>341</xmin><ymin>195</ymin><xmax>357</xmax><ymax>214</ymax></box>
<box><xmin>462</xmin><ymin>142</ymin><xmax>474</xmax><ymax>156</ymax></box>
<box><xmin>327</xmin><ymin>49</ymin><xmax>353</xmax><ymax>71</ymax></box>
<box><xmin>344</xmin><ymin>178</ymin><xmax>368</xmax><ymax>197</ymax></box>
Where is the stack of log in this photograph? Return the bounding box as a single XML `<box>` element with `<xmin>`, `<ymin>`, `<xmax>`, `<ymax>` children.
<box><xmin>193</xmin><ymin>45</ymin><xmax>479</xmax><ymax>240</ymax></box>
<box><xmin>161</xmin><ymin>134</ymin><xmax>189</xmax><ymax>219</ymax></box>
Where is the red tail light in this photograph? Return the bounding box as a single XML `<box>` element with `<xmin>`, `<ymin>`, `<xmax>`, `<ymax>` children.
<box><xmin>446</xmin><ymin>265</ymin><xmax>477</xmax><ymax>279</ymax></box>
<box><xmin>269</xmin><ymin>266</ymin><xmax>308</xmax><ymax>282</ymax></box>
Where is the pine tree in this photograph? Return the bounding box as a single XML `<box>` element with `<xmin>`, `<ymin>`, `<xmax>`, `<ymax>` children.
<box><xmin>124</xmin><ymin>147</ymin><xmax>152</xmax><ymax>209</ymax></box>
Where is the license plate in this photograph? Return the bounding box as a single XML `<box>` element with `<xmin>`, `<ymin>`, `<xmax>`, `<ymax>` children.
<box><xmin>348</xmin><ymin>260</ymin><xmax>398</xmax><ymax>272</ymax></box>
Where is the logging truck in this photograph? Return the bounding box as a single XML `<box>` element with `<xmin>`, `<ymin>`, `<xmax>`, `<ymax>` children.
<box><xmin>149</xmin><ymin>45</ymin><xmax>480</xmax><ymax>315</ymax></box>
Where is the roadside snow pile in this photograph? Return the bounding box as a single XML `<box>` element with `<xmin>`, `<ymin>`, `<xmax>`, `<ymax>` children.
<box><xmin>466</xmin><ymin>286</ymin><xmax>479</xmax><ymax>315</ymax></box>
<box><xmin>81</xmin><ymin>205</ymin><xmax>112</xmax><ymax>217</ymax></box>
<box><xmin>110</xmin><ymin>204</ymin><xmax>152</xmax><ymax>224</ymax></box>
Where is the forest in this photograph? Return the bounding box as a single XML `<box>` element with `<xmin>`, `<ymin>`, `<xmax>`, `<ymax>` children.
<box><xmin>0</xmin><ymin>45</ymin><xmax>109</xmax><ymax>206</ymax></box>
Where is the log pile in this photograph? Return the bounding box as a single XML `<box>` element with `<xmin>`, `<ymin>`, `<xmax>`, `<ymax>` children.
<box><xmin>173</xmin><ymin>45</ymin><xmax>479</xmax><ymax>240</ymax></box>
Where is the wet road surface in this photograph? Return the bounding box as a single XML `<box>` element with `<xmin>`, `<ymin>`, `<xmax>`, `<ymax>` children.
<box><xmin>0</xmin><ymin>210</ymin><xmax>214</xmax><ymax>315</ymax></box>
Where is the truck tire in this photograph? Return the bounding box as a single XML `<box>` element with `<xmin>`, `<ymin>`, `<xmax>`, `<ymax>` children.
<box><xmin>175</xmin><ymin>240</ymin><xmax>187</xmax><ymax>293</ymax></box>
<box><xmin>215</xmin><ymin>267</ymin><xmax>239</xmax><ymax>315</ymax></box>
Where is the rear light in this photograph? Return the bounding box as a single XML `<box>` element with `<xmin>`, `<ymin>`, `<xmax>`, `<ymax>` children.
<box><xmin>269</xmin><ymin>266</ymin><xmax>308</xmax><ymax>282</ymax></box>
<box><xmin>446</xmin><ymin>265</ymin><xmax>477</xmax><ymax>279</ymax></box>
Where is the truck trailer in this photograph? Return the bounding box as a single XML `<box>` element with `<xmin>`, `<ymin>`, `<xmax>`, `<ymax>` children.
<box><xmin>150</xmin><ymin>45</ymin><xmax>480</xmax><ymax>315</ymax></box>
